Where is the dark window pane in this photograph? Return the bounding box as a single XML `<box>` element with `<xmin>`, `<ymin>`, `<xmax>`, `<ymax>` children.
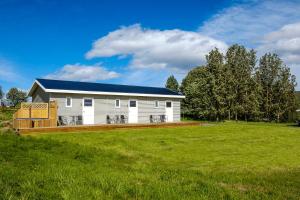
<box><xmin>116</xmin><ymin>99</ymin><xmax>120</xmax><ymax>107</ymax></box>
<box><xmin>67</xmin><ymin>98</ymin><xmax>71</xmax><ymax>106</ymax></box>
<box><xmin>130</xmin><ymin>101</ymin><xmax>136</xmax><ymax>107</ymax></box>
<box><xmin>84</xmin><ymin>99</ymin><xmax>93</xmax><ymax>107</ymax></box>
<box><xmin>166</xmin><ymin>102</ymin><xmax>172</xmax><ymax>108</ymax></box>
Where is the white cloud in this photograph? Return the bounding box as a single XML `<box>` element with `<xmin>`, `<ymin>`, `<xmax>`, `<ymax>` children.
<box><xmin>86</xmin><ymin>24</ymin><xmax>227</xmax><ymax>70</ymax></box>
<box><xmin>259</xmin><ymin>22</ymin><xmax>300</xmax><ymax>64</ymax></box>
<box><xmin>83</xmin><ymin>1</ymin><xmax>300</xmax><ymax>88</ymax></box>
<box><xmin>199</xmin><ymin>0</ymin><xmax>300</xmax><ymax>88</ymax></box>
<box><xmin>199</xmin><ymin>0</ymin><xmax>300</xmax><ymax>47</ymax></box>
<box><xmin>45</xmin><ymin>63</ymin><xmax>120</xmax><ymax>82</ymax></box>
<box><xmin>257</xmin><ymin>22</ymin><xmax>300</xmax><ymax>86</ymax></box>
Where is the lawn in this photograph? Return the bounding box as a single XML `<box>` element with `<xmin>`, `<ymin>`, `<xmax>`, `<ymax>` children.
<box><xmin>0</xmin><ymin>122</ymin><xmax>299</xmax><ymax>199</ymax></box>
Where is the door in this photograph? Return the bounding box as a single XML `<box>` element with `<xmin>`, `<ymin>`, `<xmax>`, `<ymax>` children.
<box><xmin>165</xmin><ymin>101</ymin><xmax>173</xmax><ymax>122</ymax></box>
<box><xmin>128</xmin><ymin>100</ymin><xmax>138</xmax><ymax>123</ymax></box>
<box><xmin>82</xmin><ymin>98</ymin><xmax>94</xmax><ymax>124</ymax></box>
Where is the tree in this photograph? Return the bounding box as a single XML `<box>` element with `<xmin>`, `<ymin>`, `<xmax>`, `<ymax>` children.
<box><xmin>165</xmin><ymin>75</ymin><xmax>179</xmax><ymax>92</ymax></box>
<box><xmin>6</xmin><ymin>88</ymin><xmax>27</xmax><ymax>107</ymax></box>
<box><xmin>181</xmin><ymin>66</ymin><xmax>211</xmax><ymax>119</ymax></box>
<box><xmin>255</xmin><ymin>53</ymin><xmax>296</xmax><ymax>122</ymax></box>
<box><xmin>206</xmin><ymin>48</ymin><xmax>226</xmax><ymax>121</ymax></box>
<box><xmin>225</xmin><ymin>44</ymin><xmax>259</xmax><ymax>121</ymax></box>
<box><xmin>0</xmin><ymin>85</ymin><xmax>3</xmax><ymax>99</ymax></box>
<box><xmin>181</xmin><ymin>44</ymin><xmax>296</xmax><ymax>122</ymax></box>
<box><xmin>242</xmin><ymin>49</ymin><xmax>261</xmax><ymax>121</ymax></box>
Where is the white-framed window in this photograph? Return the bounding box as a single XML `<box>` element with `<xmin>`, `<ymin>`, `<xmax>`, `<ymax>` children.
<box><xmin>129</xmin><ymin>100</ymin><xmax>137</xmax><ymax>107</ymax></box>
<box><xmin>166</xmin><ymin>101</ymin><xmax>172</xmax><ymax>108</ymax></box>
<box><xmin>66</xmin><ymin>97</ymin><xmax>72</xmax><ymax>107</ymax></box>
<box><xmin>154</xmin><ymin>100</ymin><xmax>159</xmax><ymax>108</ymax></box>
<box><xmin>83</xmin><ymin>98</ymin><xmax>93</xmax><ymax>107</ymax></box>
<box><xmin>115</xmin><ymin>99</ymin><xmax>120</xmax><ymax>108</ymax></box>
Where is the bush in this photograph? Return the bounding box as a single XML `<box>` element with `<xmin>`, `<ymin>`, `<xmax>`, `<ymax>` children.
<box><xmin>0</xmin><ymin>107</ymin><xmax>16</xmax><ymax>121</ymax></box>
<box><xmin>0</xmin><ymin>127</ymin><xmax>16</xmax><ymax>135</ymax></box>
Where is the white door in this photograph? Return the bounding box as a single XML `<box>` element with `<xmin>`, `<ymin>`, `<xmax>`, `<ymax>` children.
<box><xmin>165</xmin><ymin>101</ymin><xmax>173</xmax><ymax>122</ymax></box>
<box><xmin>128</xmin><ymin>100</ymin><xmax>138</xmax><ymax>123</ymax></box>
<box><xmin>82</xmin><ymin>98</ymin><xmax>94</xmax><ymax>124</ymax></box>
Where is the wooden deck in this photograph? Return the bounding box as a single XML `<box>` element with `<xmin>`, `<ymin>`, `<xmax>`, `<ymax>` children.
<box><xmin>18</xmin><ymin>121</ymin><xmax>201</xmax><ymax>134</ymax></box>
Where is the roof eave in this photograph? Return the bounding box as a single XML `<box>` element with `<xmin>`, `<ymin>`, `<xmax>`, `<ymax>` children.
<box><xmin>28</xmin><ymin>80</ymin><xmax>47</xmax><ymax>96</ymax></box>
<box><xmin>45</xmin><ymin>88</ymin><xmax>185</xmax><ymax>99</ymax></box>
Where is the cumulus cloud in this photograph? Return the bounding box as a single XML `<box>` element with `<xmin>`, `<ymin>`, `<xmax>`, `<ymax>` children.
<box><xmin>45</xmin><ymin>63</ymin><xmax>120</xmax><ymax>82</ymax></box>
<box><xmin>86</xmin><ymin>24</ymin><xmax>227</xmax><ymax>70</ymax></box>
<box><xmin>259</xmin><ymin>22</ymin><xmax>300</xmax><ymax>64</ymax></box>
<box><xmin>199</xmin><ymin>0</ymin><xmax>300</xmax><ymax>47</ymax></box>
<box><xmin>82</xmin><ymin>1</ymin><xmax>300</xmax><ymax>87</ymax></box>
<box><xmin>256</xmin><ymin>22</ymin><xmax>300</xmax><ymax>85</ymax></box>
<box><xmin>199</xmin><ymin>0</ymin><xmax>300</xmax><ymax>88</ymax></box>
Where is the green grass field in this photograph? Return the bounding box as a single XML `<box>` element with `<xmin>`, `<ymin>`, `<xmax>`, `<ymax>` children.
<box><xmin>0</xmin><ymin>122</ymin><xmax>299</xmax><ymax>199</ymax></box>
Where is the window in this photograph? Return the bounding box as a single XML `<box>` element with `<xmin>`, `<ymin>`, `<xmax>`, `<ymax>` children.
<box><xmin>115</xmin><ymin>99</ymin><xmax>120</xmax><ymax>108</ymax></box>
<box><xmin>129</xmin><ymin>100</ymin><xmax>136</xmax><ymax>107</ymax></box>
<box><xmin>166</xmin><ymin>101</ymin><xmax>172</xmax><ymax>108</ymax></box>
<box><xmin>154</xmin><ymin>100</ymin><xmax>159</xmax><ymax>108</ymax></box>
<box><xmin>66</xmin><ymin>97</ymin><xmax>72</xmax><ymax>107</ymax></box>
<box><xmin>84</xmin><ymin>98</ymin><xmax>93</xmax><ymax>107</ymax></box>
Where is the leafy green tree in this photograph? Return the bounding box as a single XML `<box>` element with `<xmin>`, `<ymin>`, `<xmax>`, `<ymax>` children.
<box><xmin>165</xmin><ymin>75</ymin><xmax>179</xmax><ymax>92</ymax></box>
<box><xmin>206</xmin><ymin>48</ymin><xmax>226</xmax><ymax>121</ymax></box>
<box><xmin>181</xmin><ymin>45</ymin><xmax>296</xmax><ymax>122</ymax></box>
<box><xmin>181</xmin><ymin>66</ymin><xmax>211</xmax><ymax>119</ymax></box>
<box><xmin>225</xmin><ymin>44</ymin><xmax>259</xmax><ymax>121</ymax></box>
<box><xmin>255</xmin><ymin>53</ymin><xmax>296</xmax><ymax>122</ymax></box>
<box><xmin>242</xmin><ymin>49</ymin><xmax>261</xmax><ymax>121</ymax></box>
<box><xmin>6</xmin><ymin>88</ymin><xmax>27</xmax><ymax>107</ymax></box>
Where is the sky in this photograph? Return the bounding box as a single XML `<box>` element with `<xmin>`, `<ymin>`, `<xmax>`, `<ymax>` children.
<box><xmin>1</xmin><ymin>0</ymin><xmax>300</xmax><ymax>93</ymax></box>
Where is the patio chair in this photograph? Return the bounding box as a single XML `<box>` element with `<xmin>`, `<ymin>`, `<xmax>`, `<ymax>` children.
<box><xmin>69</xmin><ymin>116</ymin><xmax>76</xmax><ymax>126</ymax></box>
<box><xmin>155</xmin><ymin>115</ymin><xmax>160</xmax><ymax>123</ymax></box>
<box><xmin>76</xmin><ymin>115</ymin><xmax>83</xmax><ymax>125</ymax></box>
<box><xmin>150</xmin><ymin>115</ymin><xmax>154</xmax><ymax>123</ymax></box>
<box><xmin>106</xmin><ymin>115</ymin><xmax>111</xmax><ymax>124</ymax></box>
<box><xmin>114</xmin><ymin>115</ymin><xmax>120</xmax><ymax>124</ymax></box>
<box><xmin>58</xmin><ymin>116</ymin><xmax>68</xmax><ymax>126</ymax></box>
<box><xmin>57</xmin><ymin>116</ymin><xmax>63</xmax><ymax>126</ymax></box>
<box><xmin>120</xmin><ymin>115</ymin><xmax>126</xmax><ymax>124</ymax></box>
<box><xmin>160</xmin><ymin>115</ymin><xmax>166</xmax><ymax>123</ymax></box>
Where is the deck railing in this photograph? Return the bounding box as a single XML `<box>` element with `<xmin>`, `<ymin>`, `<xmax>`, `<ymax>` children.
<box><xmin>13</xmin><ymin>101</ymin><xmax>58</xmax><ymax>129</ymax></box>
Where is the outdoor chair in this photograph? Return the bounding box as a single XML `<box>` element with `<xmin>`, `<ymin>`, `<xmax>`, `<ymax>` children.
<box><xmin>150</xmin><ymin>115</ymin><xmax>154</xmax><ymax>123</ymax></box>
<box><xmin>106</xmin><ymin>115</ymin><xmax>111</xmax><ymax>124</ymax></box>
<box><xmin>155</xmin><ymin>115</ymin><xmax>160</xmax><ymax>123</ymax></box>
<box><xmin>160</xmin><ymin>115</ymin><xmax>166</xmax><ymax>123</ymax></box>
<box><xmin>76</xmin><ymin>115</ymin><xmax>83</xmax><ymax>125</ymax></box>
<box><xmin>120</xmin><ymin>115</ymin><xmax>126</xmax><ymax>123</ymax></box>
<box><xmin>58</xmin><ymin>116</ymin><xmax>68</xmax><ymax>126</ymax></box>
<box><xmin>57</xmin><ymin>116</ymin><xmax>62</xmax><ymax>126</ymax></box>
<box><xmin>114</xmin><ymin>115</ymin><xmax>120</xmax><ymax>124</ymax></box>
<box><xmin>69</xmin><ymin>116</ymin><xmax>76</xmax><ymax>125</ymax></box>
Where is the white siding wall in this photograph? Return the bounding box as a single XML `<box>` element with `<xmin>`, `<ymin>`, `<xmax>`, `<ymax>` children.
<box><xmin>49</xmin><ymin>93</ymin><xmax>182</xmax><ymax>124</ymax></box>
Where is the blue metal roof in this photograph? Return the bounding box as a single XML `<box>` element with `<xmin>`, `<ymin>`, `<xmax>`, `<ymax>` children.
<box><xmin>36</xmin><ymin>78</ymin><xmax>183</xmax><ymax>96</ymax></box>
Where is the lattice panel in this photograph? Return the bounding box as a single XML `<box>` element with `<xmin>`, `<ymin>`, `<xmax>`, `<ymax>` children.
<box><xmin>13</xmin><ymin>101</ymin><xmax>58</xmax><ymax>129</ymax></box>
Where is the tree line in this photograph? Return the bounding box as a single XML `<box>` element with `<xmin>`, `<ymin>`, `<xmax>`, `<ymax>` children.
<box><xmin>166</xmin><ymin>44</ymin><xmax>297</xmax><ymax>122</ymax></box>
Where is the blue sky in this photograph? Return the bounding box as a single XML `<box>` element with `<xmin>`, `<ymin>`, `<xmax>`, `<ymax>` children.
<box><xmin>1</xmin><ymin>0</ymin><xmax>300</xmax><ymax>93</ymax></box>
